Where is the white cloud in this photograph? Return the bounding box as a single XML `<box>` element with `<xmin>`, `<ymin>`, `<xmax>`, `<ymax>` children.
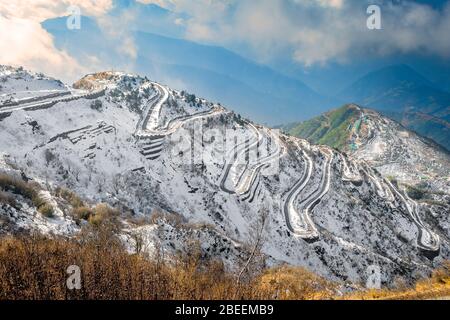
<box><xmin>0</xmin><ymin>0</ymin><xmax>113</xmax><ymax>21</ymax></box>
<box><xmin>139</xmin><ymin>0</ymin><xmax>450</xmax><ymax>66</ymax></box>
<box><xmin>0</xmin><ymin>0</ymin><xmax>113</xmax><ymax>82</ymax></box>
<box><xmin>96</xmin><ymin>9</ymin><xmax>138</xmax><ymax>60</ymax></box>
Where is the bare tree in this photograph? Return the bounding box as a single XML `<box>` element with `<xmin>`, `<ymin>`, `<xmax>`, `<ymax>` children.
<box><xmin>236</xmin><ymin>207</ymin><xmax>268</xmax><ymax>286</ymax></box>
<box><xmin>130</xmin><ymin>229</ymin><xmax>146</xmax><ymax>255</ymax></box>
<box><xmin>110</xmin><ymin>174</ymin><xmax>121</xmax><ymax>196</ymax></box>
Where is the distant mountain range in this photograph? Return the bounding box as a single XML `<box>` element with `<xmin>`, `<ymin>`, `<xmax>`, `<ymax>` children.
<box><xmin>338</xmin><ymin>65</ymin><xmax>450</xmax><ymax>117</ymax></box>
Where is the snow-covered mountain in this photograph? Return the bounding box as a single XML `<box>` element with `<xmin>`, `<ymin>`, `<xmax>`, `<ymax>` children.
<box><xmin>348</xmin><ymin>107</ymin><xmax>449</xmax><ymax>184</ymax></box>
<box><xmin>284</xmin><ymin>104</ymin><xmax>450</xmax><ymax>195</ymax></box>
<box><xmin>0</xmin><ymin>65</ymin><xmax>69</xmax><ymax>106</ymax></box>
<box><xmin>1</xmin><ymin>66</ymin><xmax>448</xmax><ymax>286</ymax></box>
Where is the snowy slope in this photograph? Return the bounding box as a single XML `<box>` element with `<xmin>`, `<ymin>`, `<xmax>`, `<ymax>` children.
<box><xmin>285</xmin><ymin>104</ymin><xmax>449</xmax><ymax>209</ymax></box>
<box><xmin>349</xmin><ymin>106</ymin><xmax>450</xmax><ymax>185</ymax></box>
<box><xmin>0</xmin><ymin>65</ymin><xmax>69</xmax><ymax>106</ymax></box>
<box><xmin>0</xmin><ymin>67</ymin><xmax>449</xmax><ymax>286</ymax></box>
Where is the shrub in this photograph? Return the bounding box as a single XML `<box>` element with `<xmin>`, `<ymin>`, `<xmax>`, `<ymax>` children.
<box><xmin>38</xmin><ymin>203</ymin><xmax>54</xmax><ymax>218</ymax></box>
<box><xmin>44</xmin><ymin>149</ymin><xmax>56</xmax><ymax>165</ymax></box>
<box><xmin>73</xmin><ymin>206</ymin><xmax>93</xmax><ymax>221</ymax></box>
<box><xmin>31</xmin><ymin>193</ymin><xmax>47</xmax><ymax>209</ymax></box>
<box><xmin>0</xmin><ymin>174</ymin><xmax>54</xmax><ymax>216</ymax></box>
<box><xmin>90</xmin><ymin>99</ymin><xmax>103</xmax><ymax>111</ymax></box>
<box><xmin>55</xmin><ymin>187</ymin><xmax>84</xmax><ymax>208</ymax></box>
<box><xmin>406</xmin><ymin>185</ymin><xmax>427</xmax><ymax>200</ymax></box>
<box><xmin>0</xmin><ymin>173</ymin><xmax>35</xmax><ymax>199</ymax></box>
<box><xmin>0</xmin><ymin>233</ymin><xmax>339</xmax><ymax>300</ymax></box>
<box><xmin>150</xmin><ymin>210</ymin><xmax>186</xmax><ymax>227</ymax></box>
<box><xmin>88</xmin><ymin>203</ymin><xmax>120</xmax><ymax>227</ymax></box>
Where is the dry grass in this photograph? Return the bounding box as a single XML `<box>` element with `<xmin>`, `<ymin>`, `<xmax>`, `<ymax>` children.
<box><xmin>0</xmin><ymin>228</ymin><xmax>337</xmax><ymax>300</ymax></box>
<box><xmin>344</xmin><ymin>261</ymin><xmax>450</xmax><ymax>300</ymax></box>
<box><xmin>87</xmin><ymin>203</ymin><xmax>120</xmax><ymax>227</ymax></box>
<box><xmin>257</xmin><ymin>266</ymin><xmax>337</xmax><ymax>300</ymax></box>
<box><xmin>55</xmin><ymin>187</ymin><xmax>84</xmax><ymax>209</ymax></box>
<box><xmin>0</xmin><ymin>173</ymin><xmax>51</xmax><ymax>217</ymax></box>
<box><xmin>0</xmin><ymin>227</ymin><xmax>448</xmax><ymax>300</ymax></box>
<box><xmin>73</xmin><ymin>72</ymin><xmax>114</xmax><ymax>90</ymax></box>
<box><xmin>72</xmin><ymin>206</ymin><xmax>93</xmax><ymax>221</ymax></box>
<box><xmin>37</xmin><ymin>203</ymin><xmax>54</xmax><ymax>218</ymax></box>
<box><xmin>0</xmin><ymin>173</ymin><xmax>36</xmax><ymax>200</ymax></box>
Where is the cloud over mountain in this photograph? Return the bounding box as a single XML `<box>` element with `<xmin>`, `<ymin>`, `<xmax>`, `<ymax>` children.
<box><xmin>140</xmin><ymin>0</ymin><xmax>450</xmax><ymax>65</ymax></box>
<box><xmin>1</xmin><ymin>0</ymin><xmax>450</xmax><ymax>82</ymax></box>
<box><xmin>0</xmin><ymin>1</ymin><xmax>113</xmax><ymax>81</ymax></box>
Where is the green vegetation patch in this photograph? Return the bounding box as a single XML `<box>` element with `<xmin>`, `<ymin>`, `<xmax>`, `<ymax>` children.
<box><xmin>285</xmin><ymin>105</ymin><xmax>361</xmax><ymax>151</ymax></box>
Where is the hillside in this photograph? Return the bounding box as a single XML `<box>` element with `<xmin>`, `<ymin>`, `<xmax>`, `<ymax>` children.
<box><xmin>283</xmin><ymin>105</ymin><xmax>361</xmax><ymax>151</ymax></box>
<box><xmin>1</xmin><ymin>66</ymin><xmax>449</xmax><ymax>286</ymax></box>
<box><xmin>338</xmin><ymin>65</ymin><xmax>450</xmax><ymax>150</ymax></box>
<box><xmin>383</xmin><ymin>110</ymin><xmax>450</xmax><ymax>150</ymax></box>
<box><xmin>283</xmin><ymin>105</ymin><xmax>450</xmax><ymax>207</ymax></box>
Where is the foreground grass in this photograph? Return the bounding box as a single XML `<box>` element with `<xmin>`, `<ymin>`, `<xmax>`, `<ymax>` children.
<box><xmin>0</xmin><ymin>231</ymin><xmax>336</xmax><ymax>300</ymax></box>
<box><xmin>1</xmin><ymin>231</ymin><xmax>448</xmax><ymax>300</ymax></box>
<box><xmin>344</xmin><ymin>262</ymin><xmax>450</xmax><ymax>300</ymax></box>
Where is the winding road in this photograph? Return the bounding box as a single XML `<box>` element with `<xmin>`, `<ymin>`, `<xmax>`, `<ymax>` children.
<box><xmin>340</xmin><ymin>153</ymin><xmax>363</xmax><ymax>185</ymax></box>
<box><xmin>385</xmin><ymin>178</ymin><xmax>441</xmax><ymax>253</ymax></box>
<box><xmin>219</xmin><ymin>122</ymin><xmax>262</xmax><ymax>194</ymax></box>
<box><xmin>282</xmin><ymin>143</ymin><xmax>334</xmax><ymax>241</ymax></box>
<box><xmin>235</xmin><ymin>128</ymin><xmax>284</xmax><ymax>196</ymax></box>
<box><xmin>362</xmin><ymin>165</ymin><xmax>395</xmax><ymax>202</ymax></box>
<box><xmin>0</xmin><ymin>89</ymin><xmax>105</xmax><ymax>114</ymax></box>
<box><xmin>146</xmin><ymin>83</ymin><xmax>169</xmax><ymax>131</ymax></box>
<box><xmin>283</xmin><ymin>143</ymin><xmax>315</xmax><ymax>238</ymax></box>
<box><xmin>135</xmin><ymin>82</ymin><xmax>224</xmax><ymax>160</ymax></box>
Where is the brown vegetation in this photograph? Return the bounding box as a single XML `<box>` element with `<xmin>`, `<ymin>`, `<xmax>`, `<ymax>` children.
<box><xmin>55</xmin><ymin>187</ymin><xmax>84</xmax><ymax>209</ymax></box>
<box><xmin>344</xmin><ymin>261</ymin><xmax>450</xmax><ymax>300</ymax></box>
<box><xmin>0</xmin><ymin>228</ymin><xmax>448</xmax><ymax>300</ymax></box>
<box><xmin>73</xmin><ymin>72</ymin><xmax>114</xmax><ymax>90</ymax></box>
<box><xmin>0</xmin><ymin>228</ymin><xmax>335</xmax><ymax>300</ymax></box>
<box><xmin>0</xmin><ymin>173</ymin><xmax>52</xmax><ymax>217</ymax></box>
